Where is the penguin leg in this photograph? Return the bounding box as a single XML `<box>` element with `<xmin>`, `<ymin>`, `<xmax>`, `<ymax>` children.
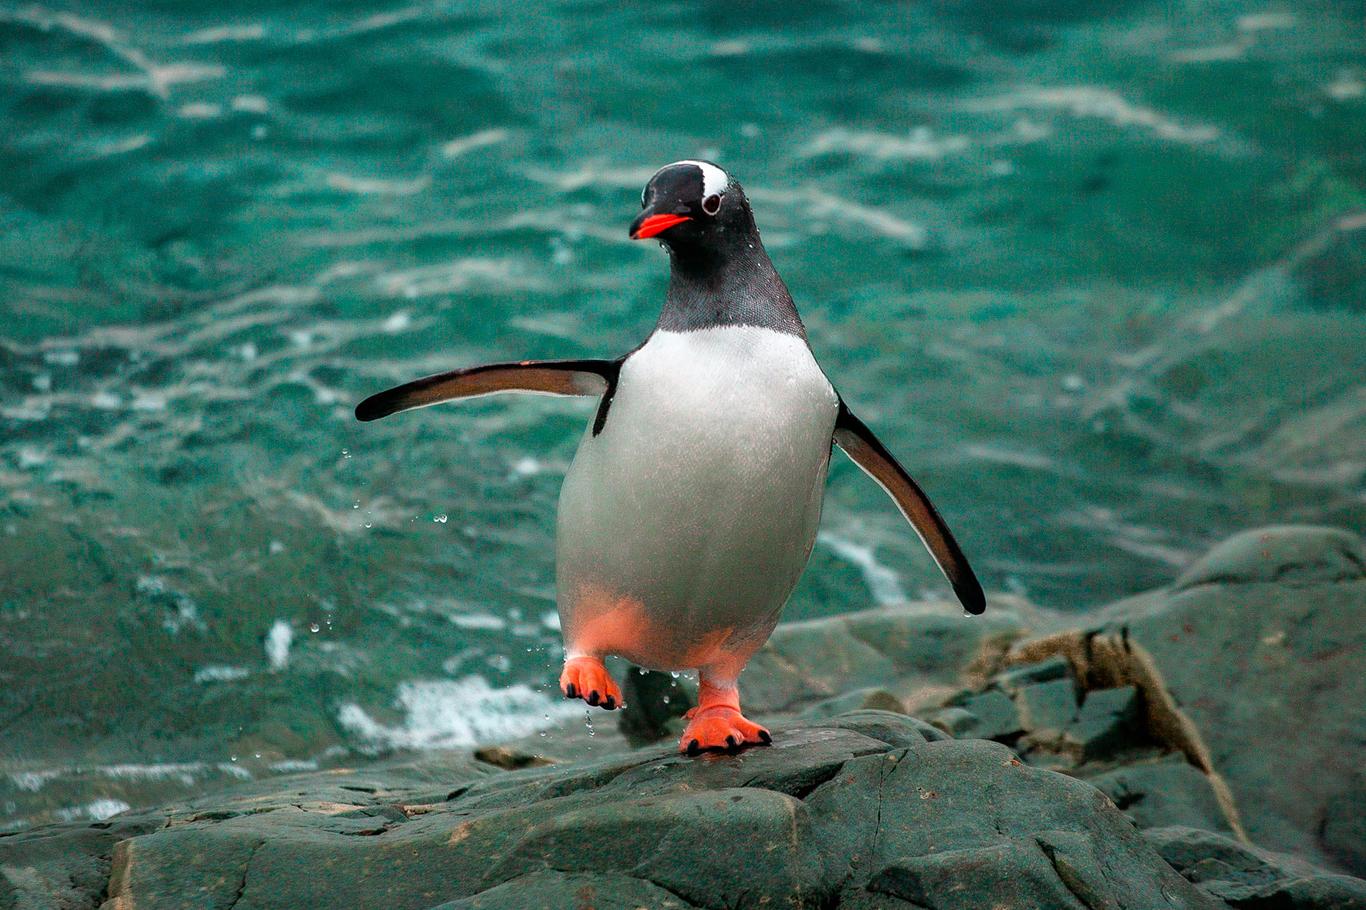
<box><xmin>559</xmin><ymin>655</ymin><xmax>622</xmax><ymax>710</ymax></box>
<box><xmin>678</xmin><ymin>672</ymin><xmax>771</xmax><ymax>755</ymax></box>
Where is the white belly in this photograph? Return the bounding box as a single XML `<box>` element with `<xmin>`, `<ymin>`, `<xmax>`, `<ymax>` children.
<box><xmin>555</xmin><ymin>326</ymin><xmax>839</xmax><ymax>670</ymax></box>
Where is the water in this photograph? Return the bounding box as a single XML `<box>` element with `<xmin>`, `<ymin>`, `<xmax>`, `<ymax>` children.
<box><xmin>1</xmin><ymin>1</ymin><xmax>1363</xmax><ymax>828</ymax></box>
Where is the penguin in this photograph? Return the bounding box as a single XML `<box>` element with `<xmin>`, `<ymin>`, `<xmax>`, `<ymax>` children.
<box><xmin>356</xmin><ymin>160</ymin><xmax>985</xmax><ymax>755</ymax></box>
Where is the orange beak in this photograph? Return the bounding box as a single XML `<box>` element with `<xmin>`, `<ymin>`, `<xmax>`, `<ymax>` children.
<box><xmin>629</xmin><ymin>213</ymin><xmax>692</xmax><ymax>240</ymax></box>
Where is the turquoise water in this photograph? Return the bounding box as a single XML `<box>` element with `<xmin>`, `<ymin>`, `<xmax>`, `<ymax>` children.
<box><xmin>2</xmin><ymin>1</ymin><xmax>1363</xmax><ymax>827</ymax></box>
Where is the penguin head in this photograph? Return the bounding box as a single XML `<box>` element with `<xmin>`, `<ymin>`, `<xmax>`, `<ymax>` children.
<box><xmin>629</xmin><ymin>160</ymin><xmax>755</xmax><ymax>253</ymax></box>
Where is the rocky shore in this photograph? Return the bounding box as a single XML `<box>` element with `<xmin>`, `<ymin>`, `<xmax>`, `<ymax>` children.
<box><xmin>3</xmin><ymin>525</ymin><xmax>1363</xmax><ymax>909</ymax></box>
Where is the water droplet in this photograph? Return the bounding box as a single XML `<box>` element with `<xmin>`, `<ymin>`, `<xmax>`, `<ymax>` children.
<box><xmin>434</xmin><ymin>513</ymin><xmax>448</xmax><ymax>523</ymax></box>
<box><xmin>584</xmin><ymin>710</ymin><xmax>595</xmax><ymax>737</ymax></box>
<box><xmin>363</xmin><ymin>521</ymin><xmax>372</xmax><ymax>528</ymax></box>
<box><xmin>352</xmin><ymin>501</ymin><xmax>360</xmax><ymax>510</ymax></box>
<box><xmin>341</xmin><ymin>448</ymin><xmax>351</xmax><ymax>458</ymax></box>
<box><xmin>662</xmin><ymin>695</ymin><xmax>670</xmax><ymax>705</ymax></box>
<box><xmin>309</xmin><ymin>623</ymin><xmax>321</xmax><ymax>633</ymax></box>
<box><xmin>670</xmin><ymin>671</ymin><xmax>680</xmax><ymax>678</ymax></box>
<box><xmin>253</xmin><ymin>752</ymin><xmax>261</xmax><ymax>759</ymax></box>
<box><xmin>230</xmin><ymin>755</ymin><xmax>238</xmax><ymax>762</ymax></box>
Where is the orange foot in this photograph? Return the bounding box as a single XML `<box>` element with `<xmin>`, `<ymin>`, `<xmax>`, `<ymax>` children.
<box><xmin>559</xmin><ymin>656</ymin><xmax>622</xmax><ymax>710</ymax></box>
<box><xmin>678</xmin><ymin>706</ymin><xmax>771</xmax><ymax>755</ymax></box>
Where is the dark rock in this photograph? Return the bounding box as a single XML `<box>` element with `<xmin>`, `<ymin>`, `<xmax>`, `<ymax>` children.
<box><xmin>431</xmin><ymin>869</ymin><xmax>695</xmax><ymax>909</ymax></box>
<box><xmin>1172</xmin><ymin>526</ymin><xmax>1365</xmax><ymax>591</ymax></box>
<box><xmin>822</xmin><ymin>709</ymin><xmax>948</xmax><ymax>748</ymax></box>
<box><xmin>1062</xmin><ymin>685</ymin><xmax>1140</xmax><ymax>760</ymax></box>
<box><xmin>928</xmin><ymin>706</ymin><xmax>977</xmax><ymax>736</ymax></box>
<box><xmin>1016</xmin><ymin>677</ymin><xmax>1078</xmax><ymax>739</ymax></box>
<box><xmin>1145</xmin><ymin>826</ymin><xmax>1366</xmax><ymax>909</ymax></box>
<box><xmin>3</xmin><ymin>720</ymin><xmax>1242</xmax><ymax>910</ymax></box>
<box><xmin>1090</xmin><ymin>755</ymin><xmax>1233</xmax><ymax>833</ymax></box>
<box><xmin>957</xmin><ymin>689</ymin><xmax>1023</xmax><ymax>740</ymax></box>
<box><xmin>798</xmin><ymin>687</ymin><xmax>903</xmax><ymax>720</ymax></box>
<box><xmin>1099</xmin><ymin>525</ymin><xmax>1366</xmax><ymax>874</ymax></box>
<box><xmin>994</xmin><ymin>655</ymin><xmax>1072</xmax><ymax>691</ymax></box>
<box><xmin>618</xmin><ymin>666</ymin><xmax>696</xmax><ymax>747</ymax></box>
<box><xmin>744</xmin><ymin>602</ymin><xmax>1033</xmax><ymax>713</ymax></box>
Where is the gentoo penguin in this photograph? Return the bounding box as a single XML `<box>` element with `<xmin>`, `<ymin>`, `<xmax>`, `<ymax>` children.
<box><xmin>356</xmin><ymin>160</ymin><xmax>985</xmax><ymax>754</ymax></box>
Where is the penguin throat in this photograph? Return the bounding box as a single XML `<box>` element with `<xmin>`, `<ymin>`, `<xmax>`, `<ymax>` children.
<box><xmin>657</xmin><ymin>242</ymin><xmax>806</xmax><ymax>338</ymax></box>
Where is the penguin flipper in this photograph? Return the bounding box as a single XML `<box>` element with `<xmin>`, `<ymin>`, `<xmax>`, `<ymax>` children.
<box><xmin>355</xmin><ymin>359</ymin><xmax>618</xmax><ymax>422</ymax></box>
<box><xmin>832</xmin><ymin>400</ymin><xmax>987</xmax><ymax>615</ymax></box>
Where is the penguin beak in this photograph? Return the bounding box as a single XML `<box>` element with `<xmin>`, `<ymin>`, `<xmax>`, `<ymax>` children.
<box><xmin>630</xmin><ymin>212</ymin><xmax>692</xmax><ymax>240</ymax></box>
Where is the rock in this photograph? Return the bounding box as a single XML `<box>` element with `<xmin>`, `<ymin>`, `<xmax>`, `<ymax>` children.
<box><xmin>928</xmin><ymin>706</ymin><xmax>977</xmax><ymax>737</ymax></box>
<box><xmin>618</xmin><ymin>666</ymin><xmax>695</xmax><ymax>747</ymax></box>
<box><xmin>957</xmin><ymin>688</ymin><xmax>1023</xmax><ymax>740</ymax></box>
<box><xmin>1089</xmin><ymin>755</ymin><xmax>1233</xmax><ymax>833</ymax></box>
<box><xmin>2</xmin><ymin>717</ymin><xmax>1243</xmax><ymax>910</ymax></box>
<box><xmin>743</xmin><ymin>601</ymin><xmax>1034</xmax><ymax>714</ymax></box>
<box><xmin>1061</xmin><ymin>685</ymin><xmax>1140</xmax><ymax>760</ymax></box>
<box><xmin>994</xmin><ymin>655</ymin><xmax>1071</xmax><ymax>691</ymax></box>
<box><xmin>1172</xmin><ymin>526</ymin><xmax>1366</xmax><ymax>591</ymax></box>
<box><xmin>1145</xmin><ymin>826</ymin><xmax>1366</xmax><ymax>909</ymax></box>
<box><xmin>1097</xmin><ymin>525</ymin><xmax>1366</xmax><ymax>874</ymax></box>
<box><xmin>1016</xmin><ymin>677</ymin><xmax>1078</xmax><ymax>739</ymax></box>
<box><xmin>799</xmin><ymin>687</ymin><xmax>904</xmax><ymax>720</ymax></box>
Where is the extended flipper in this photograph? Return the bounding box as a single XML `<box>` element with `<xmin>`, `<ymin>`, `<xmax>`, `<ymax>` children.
<box><xmin>355</xmin><ymin>359</ymin><xmax>620</xmax><ymax>423</ymax></box>
<box><xmin>833</xmin><ymin>400</ymin><xmax>987</xmax><ymax>615</ymax></box>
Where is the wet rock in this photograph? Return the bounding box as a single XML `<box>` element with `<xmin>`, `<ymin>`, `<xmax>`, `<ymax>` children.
<box><xmin>1145</xmin><ymin>826</ymin><xmax>1366</xmax><ymax>909</ymax></box>
<box><xmin>1090</xmin><ymin>755</ymin><xmax>1233</xmax><ymax>833</ymax></box>
<box><xmin>3</xmin><ymin>718</ymin><xmax>1240</xmax><ymax>910</ymax></box>
<box><xmin>1016</xmin><ymin>677</ymin><xmax>1078</xmax><ymax>739</ymax></box>
<box><xmin>798</xmin><ymin>687</ymin><xmax>903</xmax><ymax>720</ymax></box>
<box><xmin>1172</xmin><ymin>526</ymin><xmax>1365</xmax><ymax>591</ymax></box>
<box><xmin>1098</xmin><ymin>525</ymin><xmax>1366</xmax><ymax>874</ymax></box>
<box><xmin>1061</xmin><ymin>685</ymin><xmax>1140</xmax><ymax>760</ymax></box>
<box><xmin>994</xmin><ymin>654</ymin><xmax>1071</xmax><ymax>691</ymax></box>
<box><xmin>618</xmin><ymin>666</ymin><xmax>696</xmax><ymax>747</ymax></box>
<box><xmin>744</xmin><ymin>601</ymin><xmax>1033</xmax><ymax>713</ymax></box>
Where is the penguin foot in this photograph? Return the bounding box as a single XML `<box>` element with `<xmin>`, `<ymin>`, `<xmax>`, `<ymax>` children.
<box><xmin>559</xmin><ymin>656</ymin><xmax>622</xmax><ymax>710</ymax></box>
<box><xmin>678</xmin><ymin>707</ymin><xmax>771</xmax><ymax>755</ymax></box>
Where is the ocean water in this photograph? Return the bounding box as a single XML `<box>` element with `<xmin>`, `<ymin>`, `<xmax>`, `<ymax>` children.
<box><xmin>1</xmin><ymin>0</ymin><xmax>1363</xmax><ymax>828</ymax></box>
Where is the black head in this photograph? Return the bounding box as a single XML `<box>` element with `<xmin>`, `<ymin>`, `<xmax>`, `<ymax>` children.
<box><xmin>628</xmin><ymin>160</ymin><xmax>757</xmax><ymax>254</ymax></box>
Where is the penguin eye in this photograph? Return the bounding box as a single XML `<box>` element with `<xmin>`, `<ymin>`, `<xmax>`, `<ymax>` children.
<box><xmin>701</xmin><ymin>193</ymin><xmax>722</xmax><ymax>216</ymax></box>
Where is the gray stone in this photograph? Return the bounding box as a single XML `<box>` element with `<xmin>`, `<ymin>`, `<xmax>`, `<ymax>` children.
<box><xmin>798</xmin><ymin>687</ymin><xmax>903</xmax><ymax>720</ymax></box>
<box><xmin>1101</xmin><ymin>525</ymin><xmax>1366</xmax><ymax>874</ymax></box>
<box><xmin>3</xmin><ymin>723</ymin><xmax>1249</xmax><ymax>910</ymax></box>
<box><xmin>958</xmin><ymin>689</ymin><xmax>1023</xmax><ymax>740</ymax></box>
<box><xmin>1016</xmin><ymin>677</ymin><xmax>1078</xmax><ymax>738</ymax></box>
<box><xmin>1172</xmin><ymin>525</ymin><xmax>1365</xmax><ymax>592</ymax></box>
<box><xmin>928</xmin><ymin>706</ymin><xmax>977</xmax><ymax>737</ymax></box>
<box><xmin>994</xmin><ymin>655</ymin><xmax>1072</xmax><ymax>691</ymax></box>
<box><xmin>1089</xmin><ymin>755</ymin><xmax>1233</xmax><ymax>833</ymax></box>
<box><xmin>1145</xmin><ymin>826</ymin><xmax>1366</xmax><ymax>909</ymax></box>
<box><xmin>1062</xmin><ymin>685</ymin><xmax>1140</xmax><ymax>760</ymax></box>
<box><xmin>618</xmin><ymin>665</ymin><xmax>695</xmax><ymax>747</ymax></box>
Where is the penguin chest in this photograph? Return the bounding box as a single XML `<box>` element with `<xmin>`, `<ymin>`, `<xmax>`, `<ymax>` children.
<box><xmin>555</xmin><ymin>326</ymin><xmax>839</xmax><ymax>666</ymax></box>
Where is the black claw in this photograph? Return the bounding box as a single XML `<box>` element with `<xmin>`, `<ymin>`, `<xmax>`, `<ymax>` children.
<box><xmin>565</xmin><ymin>683</ymin><xmax>578</xmax><ymax>699</ymax></box>
<box><xmin>759</xmin><ymin>729</ymin><xmax>772</xmax><ymax>744</ymax></box>
<box><xmin>586</xmin><ymin>690</ymin><xmax>600</xmax><ymax>706</ymax></box>
<box><xmin>603</xmin><ymin>695</ymin><xmax>616</xmax><ymax>710</ymax></box>
<box><xmin>686</xmin><ymin>739</ymin><xmax>701</xmax><ymax>756</ymax></box>
<box><xmin>725</xmin><ymin>734</ymin><xmax>739</xmax><ymax>750</ymax></box>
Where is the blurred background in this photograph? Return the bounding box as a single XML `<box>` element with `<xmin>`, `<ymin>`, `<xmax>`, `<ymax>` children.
<box><xmin>1</xmin><ymin>0</ymin><xmax>1363</xmax><ymax>830</ymax></box>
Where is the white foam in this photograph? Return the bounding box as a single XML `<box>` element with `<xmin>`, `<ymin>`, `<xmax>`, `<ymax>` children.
<box><xmin>338</xmin><ymin>677</ymin><xmax>577</xmax><ymax>750</ymax></box>
<box><xmin>818</xmin><ymin>530</ymin><xmax>908</xmax><ymax>606</ymax></box>
<box><xmin>194</xmin><ymin>665</ymin><xmax>250</xmax><ymax>684</ymax></box>
<box><xmin>54</xmin><ymin>799</ymin><xmax>130</xmax><ymax>822</ymax></box>
<box><xmin>265</xmin><ymin>620</ymin><xmax>293</xmax><ymax>671</ymax></box>
<box><xmin>450</xmin><ymin>612</ymin><xmax>507</xmax><ymax>631</ymax></box>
